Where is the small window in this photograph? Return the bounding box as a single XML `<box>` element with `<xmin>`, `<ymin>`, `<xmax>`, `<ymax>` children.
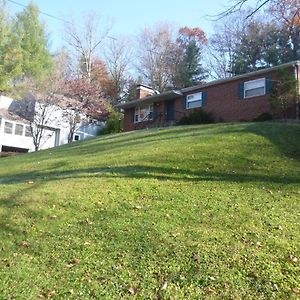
<box><xmin>186</xmin><ymin>92</ymin><xmax>202</xmax><ymax>109</ymax></box>
<box><xmin>15</xmin><ymin>124</ymin><xmax>24</xmax><ymax>136</ymax></box>
<box><xmin>74</xmin><ymin>134</ymin><xmax>80</xmax><ymax>141</ymax></box>
<box><xmin>25</xmin><ymin>125</ymin><xmax>32</xmax><ymax>137</ymax></box>
<box><xmin>244</xmin><ymin>78</ymin><xmax>265</xmax><ymax>98</ymax></box>
<box><xmin>4</xmin><ymin>121</ymin><xmax>13</xmax><ymax>134</ymax></box>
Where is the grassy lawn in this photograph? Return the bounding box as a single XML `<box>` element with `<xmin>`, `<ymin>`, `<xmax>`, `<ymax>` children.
<box><xmin>0</xmin><ymin>122</ymin><xmax>299</xmax><ymax>299</ymax></box>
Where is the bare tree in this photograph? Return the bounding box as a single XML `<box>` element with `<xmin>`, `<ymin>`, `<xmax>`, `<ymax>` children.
<box><xmin>207</xmin><ymin>13</ymin><xmax>246</xmax><ymax>79</ymax></box>
<box><xmin>104</xmin><ymin>36</ymin><xmax>132</xmax><ymax>102</ymax></box>
<box><xmin>269</xmin><ymin>0</ymin><xmax>300</xmax><ymax>60</ymax></box>
<box><xmin>136</xmin><ymin>24</ymin><xmax>179</xmax><ymax>92</ymax></box>
<box><xmin>216</xmin><ymin>0</ymin><xmax>272</xmax><ymax>19</ymax></box>
<box><xmin>64</xmin><ymin>12</ymin><xmax>112</xmax><ymax>82</ymax></box>
<box><xmin>29</xmin><ymin>95</ymin><xmax>60</xmax><ymax>151</ymax></box>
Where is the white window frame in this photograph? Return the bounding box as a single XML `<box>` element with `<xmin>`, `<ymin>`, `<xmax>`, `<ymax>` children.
<box><xmin>15</xmin><ymin>123</ymin><xmax>24</xmax><ymax>136</ymax></box>
<box><xmin>244</xmin><ymin>78</ymin><xmax>266</xmax><ymax>99</ymax></box>
<box><xmin>74</xmin><ymin>134</ymin><xmax>80</xmax><ymax>141</ymax></box>
<box><xmin>25</xmin><ymin>125</ymin><xmax>32</xmax><ymax>137</ymax></box>
<box><xmin>186</xmin><ymin>92</ymin><xmax>202</xmax><ymax>109</ymax></box>
<box><xmin>4</xmin><ymin>121</ymin><xmax>13</xmax><ymax>134</ymax></box>
<box><xmin>134</xmin><ymin>104</ymin><xmax>153</xmax><ymax>123</ymax></box>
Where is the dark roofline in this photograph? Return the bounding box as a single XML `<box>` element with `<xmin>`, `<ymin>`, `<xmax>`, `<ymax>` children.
<box><xmin>115</xmin><ymin>90</ymin><xmax>183</xmax><ymax>109</ymax></box>
<box><xmin>115</xmin><ymin>61</ymin><xmax>300</xmax><ymax>109</ymax></box>
<box><xmin>182</xmin><ymin>61</ymin><xmax>300</xmax><ymax>93</ymax></box>
<box><xmin>0</xmin><ymin>109</ymin><xmax>30</xmax><ymax>124</ymax></box>
<box><xmin>136</xmin><ymin>83</ymin><xmax>154</xmax><ymax>90</ymax></box>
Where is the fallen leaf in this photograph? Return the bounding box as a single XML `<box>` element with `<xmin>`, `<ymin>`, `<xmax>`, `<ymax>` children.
<box><xmin>161</xmin><ymin>281</ymin><xmax>168</xmax><ymax>290</ymax></box>
<box><xmin>71</xmin><ymin>258</ymin><xmax>81</xmax><ymax>265</ymax></box>
<box><xmin>291</xmin><ymin>288</ymin><xmax>300</xmax><ymax>294</ymax></box>
<box><xmin>19</xmin><ymin>241</ymin><xmax>29</xmax><ymax>247</ymax></box>
<box><xmin>47</xmin><ymin>290</ymin><xmax>56</xmax><ymax>298</ymax></box>
<box><xmin>288</xmin><ymin>255</ymin><xmax>298</xmax><ymax>263</ymax></box>
<box><xmin>133</xmin><ymin>205</ymin><xmax>142</xmax><ymax>210</ymax></box>
<box><xmin>128</xmin><ymin>287</ymin><xmax>139</xmax><ymax>295</ymax></box>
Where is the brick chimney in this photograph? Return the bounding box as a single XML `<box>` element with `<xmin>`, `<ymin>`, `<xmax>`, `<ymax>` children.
<box><xmin>136</xmin><ymin>84</ymin><xmax>156</xmax><ymax>99</ymax></box>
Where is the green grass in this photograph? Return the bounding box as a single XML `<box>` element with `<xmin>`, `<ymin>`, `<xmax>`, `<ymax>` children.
<box><xmin>0</xmin><ymin>122</ymin><xmax>300</xmax><ymax>299</ymax></box>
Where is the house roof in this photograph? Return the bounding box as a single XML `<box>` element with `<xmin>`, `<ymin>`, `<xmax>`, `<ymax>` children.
<box><xmin>25</xmin><ymin>92</ymin><xmax>106</xmax><ymax>120</ymax></box>
<box><xmin>0</xmin><ymin>109</ymin><xmax>30</xmax><ymax>124</ymax></box>
<box><xmin>116</xmin><ymin>61</ymin><xmax>300</xmax><ymax>109</ymax></box>
<box><xmin>115</xmin><ymin>90</ymin><xmax>183</xmax><ymax>109</ymax></box>
<box><xmin>182</xmin><ymin>60</ymin><xmax>300</xmax><ymax>93</ymax></box>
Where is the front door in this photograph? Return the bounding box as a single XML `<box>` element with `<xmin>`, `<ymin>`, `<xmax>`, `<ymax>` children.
<box><xmin>165</xmin><ymin>100</ymin><xmax>175</xmax><ymax>121</ymax></box>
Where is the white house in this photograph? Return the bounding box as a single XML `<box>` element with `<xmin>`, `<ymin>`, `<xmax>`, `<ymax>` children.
<box><xmin>0</xmin><ymin>95</ymin><xmax>105</xmax><ymax>153</ymax></box>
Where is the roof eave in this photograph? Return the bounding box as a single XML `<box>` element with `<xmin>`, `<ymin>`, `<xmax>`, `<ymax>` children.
<box><xmin>115</xmin><ymin>90</ymin><xmax>182</xmax><ymax>109</ymax></box>
<box><xmin>182</xmin><ymin>60</ymin><xmax>300</xmax><ymax>93</ymax></box>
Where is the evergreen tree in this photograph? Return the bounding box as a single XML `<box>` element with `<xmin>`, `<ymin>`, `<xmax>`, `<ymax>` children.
<box><xmin>0</xmin><ymin>0</ymin><xmax>22</xmax><ymax>92</ymax></box>
<box><xmin>175</xmin><ymin>27</ymin><xmax>207</xmax><ymax>88</ymax></box>
<box><xmin>177</xmin><ymin>40</ymin><xmax>206</xmax><ymax>87</ymax></box>
<box><xmin>14</xmin><ymin>2</ymin><xmax>52</xmax><ymax>80</ymax></box>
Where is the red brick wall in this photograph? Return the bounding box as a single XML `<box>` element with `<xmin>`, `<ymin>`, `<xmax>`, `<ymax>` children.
<box><xmin>123</xmin><ymin>66</ymin><xmax>298</xmax><ymax>131</ymax></box>
<box><xmin>123</xmin><ymin>102</ymin><xmax>166</xmax><ymax>132</ymax></box>
<box><xmin>181</xmin><ymin>70</ymin><xmax>278</xmax><ymax>122</ymax></box>
<box><xmin>136</xmin><ymin>86</ymin><xmax>155</xmax><ymax>99</ymax></box>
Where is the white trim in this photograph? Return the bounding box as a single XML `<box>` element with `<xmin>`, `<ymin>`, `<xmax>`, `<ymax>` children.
<box><xmin>186</xmin><ymin>92</ymin><xmax>203</xmax><ymax>109</ymax></box>
<box><xmin>134</xmin><ymin>104</ymin><xmax>153</xmax><ymax>123</ymax></box>
<box><xmin>244</xmin><ymin>78</ymin><xmax>266</xmax><ymax>99</ymax></box>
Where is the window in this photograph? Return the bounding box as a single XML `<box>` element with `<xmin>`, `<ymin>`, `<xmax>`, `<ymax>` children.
<box><xmin>244</xmin><ymin>78</ymin><xmax>265</xmax><ymax>98</ymax></box>
<box><xmin>4</xmin><ymin>121</ymin><xmax>13</xmax><ymax>134</ymax></box>
<box><xmin>186</xmin><ymin>92</ymin><xmax>202</xmax><ymax>109</ymax></box>
<box><xmin>134</xmin><ymin>104</ymin><xmax>153</xmax><ymax>123</ymax></box>
<box><xmin>15</xmin><ymin>124</ymin><xmax>24</xmax><ymax>136</ymax></box>
<box><xmin>74</xmin><ymin>134</ymin><xmax>80</xmax><ymax>141</ymax></box>
<box><xmin>25</xmin><ymin>125</ymin><xmax>32</xmax><ymax>137</ymax></box>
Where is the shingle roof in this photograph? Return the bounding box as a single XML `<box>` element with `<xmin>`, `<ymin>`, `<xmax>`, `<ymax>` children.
<box><xmin>115</xmin><ymin>61</ymin><xmax>300</xmax><ymax>109</ymax></box>
<box><xmin>0</xmin><ymin>109</ymin><xmax>30</xmax><ymax>124</ymax></box>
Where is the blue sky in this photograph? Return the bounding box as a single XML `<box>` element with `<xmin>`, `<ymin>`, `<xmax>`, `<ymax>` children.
<box><xmin>8</xmin><ymin>0</ymin><xmax>255</xmax><ymax>52</ymax></box>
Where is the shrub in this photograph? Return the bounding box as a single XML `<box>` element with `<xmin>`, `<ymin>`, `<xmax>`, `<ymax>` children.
<box><xmin>101</xmin><ymin>110</ymin><xmax>123</xmax><ymax>135</ymax></box>
<box><xmin>177</xmin><ymin>108</ymin><xmax>214</xmax><ymax>125</ymax></box>
<box><xmin>253</xmin><ymin>112</ymin><xmax>273</xmax><ymax>122</ymax></box>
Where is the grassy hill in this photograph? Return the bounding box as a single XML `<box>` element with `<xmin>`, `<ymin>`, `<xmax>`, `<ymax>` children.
<box><xmin>0</xmin><ymin>122</ymin><xmax>299</xmax><ymax>299</ymax></box>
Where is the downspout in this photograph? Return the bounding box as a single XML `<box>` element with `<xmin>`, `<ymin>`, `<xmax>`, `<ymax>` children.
<box><xmin>295</xmin><ymin>62</ymin><xmax>299</xmax><ymax>120</ymax></box>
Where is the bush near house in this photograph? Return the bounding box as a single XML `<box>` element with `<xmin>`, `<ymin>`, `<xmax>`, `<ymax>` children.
<box><xmin>177</xmin><ymin>108</ymin><xmax>214</xmax><ymax>125</ymax></box>
<box><xmin>100</xmin><ymin>110</ymin><xmax>123</xmax><ymax>135</ymax></box>
<box><xmin>253</xmin><ymin>112</ymin><xmax>273</xmax><ymax>122</ymax></box>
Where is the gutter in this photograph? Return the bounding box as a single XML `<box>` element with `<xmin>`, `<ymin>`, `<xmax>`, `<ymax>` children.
<box><xmin>182</xmin><ymin>60</ymin><xmax>300</xmax><ymax>94</ymax></box>
<box><xmin>115</xmin><ymin>90</ymin><xmax>183</xmax><ymax>109</ymax></box>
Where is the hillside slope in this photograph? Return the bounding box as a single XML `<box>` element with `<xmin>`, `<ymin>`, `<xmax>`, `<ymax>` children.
<box><xmin>0</xmin><ymin>123</ymin><xmax>300</xmax><ymax>299</ymax></box>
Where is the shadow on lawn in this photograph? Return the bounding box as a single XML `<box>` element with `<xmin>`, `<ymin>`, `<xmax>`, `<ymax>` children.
<box><xmin>0</xmin><ymin>164</ymin><xmax>298</xmax><ymax>186</ymax></box>
<box><xmin>220</xmin><ymin>122</ymin><xmax>300</xmax><ymax>161</ymax></box>
<box><xmin>0</xmin><ymin>182</ymin><xmax>43</xmax><ymax>236</ymax></box>
<box><xmin>0</xmin><ymin>123</ymin><xmax>299</xmax><ymax>187</ymax></box>
<box><xmin>50</xmin><ymin>122</ymin><xmax>300</xmax><ymax>163</ymax></box>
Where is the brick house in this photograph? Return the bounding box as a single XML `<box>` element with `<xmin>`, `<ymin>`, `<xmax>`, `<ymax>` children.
<box><xmin>116</xmin><ymin>61</ymin><xmax>300</xmax><ymax>132</ymax></box>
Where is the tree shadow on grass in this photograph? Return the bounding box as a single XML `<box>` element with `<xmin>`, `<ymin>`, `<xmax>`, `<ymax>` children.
<box><xmin>0</xmin><ymin>182</ymin><xmax>44</xmax><ymax>236</ymax></box>
<box><xmin>0</xmin><ymin>164</ymin><xmax>298</xmax><ymax>186</ymax></box>
<box><xmin>47</xmin><ymin>123</ymin><xmax>300</xmax><ymax>164</ymax></box>
<box><xmin>217</xmin><ymin>122</ymin><xmax>300</xmax><ymax>161</ymax></box>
